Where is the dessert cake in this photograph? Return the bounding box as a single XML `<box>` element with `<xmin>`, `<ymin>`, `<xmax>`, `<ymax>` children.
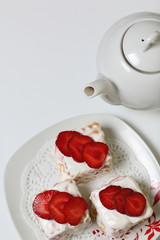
<box><xmin>89</xmin><ymin>176</ymin><xmax>153</xmax><ymax>237</ymax></box>
<box><xmin>32</xmin><ymin>179</ymin><xmax>91</xmax><ymax>240</ymax></box>
<box><xmin>54</xmin><ymin>122</ymin><xmax>112</xmax><ymax>183</ymax></box>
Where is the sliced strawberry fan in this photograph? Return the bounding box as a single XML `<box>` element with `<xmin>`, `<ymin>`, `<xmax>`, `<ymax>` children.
<box><xmin>99</xmin><ymin>185</ymin><xmax>147</xmax><ymax>217</ymax></box>
<box><xmin>56</xmin><ymin>130</ymin><xmax>109</xmax><ymax>168</ymax></box>
<box><xmin>32</xmin><ymin>190</ymin><xmax>88</xmax><ymax>226</ymax></box>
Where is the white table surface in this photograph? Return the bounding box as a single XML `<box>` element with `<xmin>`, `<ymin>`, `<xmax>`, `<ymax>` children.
<box><xmin>1</xmin><ymin>1</ymin><xmax>160</xmax><ymax>239</ymax></box>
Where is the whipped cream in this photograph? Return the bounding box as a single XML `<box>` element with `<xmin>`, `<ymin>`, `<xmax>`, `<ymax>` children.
<box><xmin>37</xmin><ymin>180</ymin><xmax>91</xmax><ymax>239</ymax></box>
<box><xmin>90</xmin><ymin>176</ymin><xmax>153</xmax><ymax>237</ymax></box>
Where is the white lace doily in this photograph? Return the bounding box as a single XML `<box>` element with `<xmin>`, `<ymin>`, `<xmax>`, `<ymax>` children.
<box><xmin>21</xmin><ymin>137</ymin><xmax>151</xmax><ymax>240</ymax></box>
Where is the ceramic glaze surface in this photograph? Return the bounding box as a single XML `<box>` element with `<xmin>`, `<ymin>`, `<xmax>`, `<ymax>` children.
<box><xmin>84</xmin><ymin>12</ymin><xmax>160</xmax><ymax>110</ymax></box>
<box><xmin>123</xmin><ymin>20</ymin><xmax>160</xmax><ymax>72</ymax></box>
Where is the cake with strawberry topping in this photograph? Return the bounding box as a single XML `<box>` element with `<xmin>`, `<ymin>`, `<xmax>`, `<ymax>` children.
<box><xmin>54</xmin><ymin>122</ymin><xmax>112</xmax><ymax>183</ymax></box>
<box><xmin>90</xmin><ymin>176</ymin><xmax>153</xmax><ymax>237</ymax></box>
<box><xmin>32</xmin><ymin>179</ymin><xmax>92</xmax><ymax>240</ymax></box>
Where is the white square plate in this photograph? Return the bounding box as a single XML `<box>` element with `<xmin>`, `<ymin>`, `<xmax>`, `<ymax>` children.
<box><xmin>4</xmin><ymin>114</ymin><xmax>160</xmax><ymax>240</ymax></box>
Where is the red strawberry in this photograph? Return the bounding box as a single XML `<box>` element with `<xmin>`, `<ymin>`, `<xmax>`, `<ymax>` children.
<box><xmin>32</xmin><ymin>190</ymin><xmax>57</xmax><ymax>220</ymax></box>
<box><xmin>124</xmin><ymin>192</ymin><xmax>146</xmax><ymax>217</ymax></box>
<box><xmin>56</xmin><ymin>131</ymin><xmax>80</xmax><ymax>157</ymax></box>
<box><xmin>63</xmin><ymin>196</ymin><xmax>88</xmax><ymax>226</ymax></box>
<box><xmin>48</xmin><ymin>191</ymin><xmax>73</xmax><ymax>224</ymax></box>
<box><xmin>67</xmin><ymin>134</ymin><xmax>94</xmax><ymax>162</ymax></box>
<box><xmin>114</xmin><ymin>188</ymin><xmax>133</xmax><ymax>214</ymax></box>
<box><xmin>99</xmin><ymin>185</ymin><xmax>122</xmax><ymax>209</ymax></box>
<box><xmin>82</xmin><ymin>142</ymin><xmax>109</xmax><ymax>168</ymax></box>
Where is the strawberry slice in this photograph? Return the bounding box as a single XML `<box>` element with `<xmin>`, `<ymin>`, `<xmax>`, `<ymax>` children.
<box><xmin>114</xmin><ymin>188</ymin><xmax>133</xmax><ymax>214</ymax></box>
<box><xmin>124</xmin><ymin>192</ymin><xmax>146</xmax><ymax>217</ymax></box>
<box><xmin>67</xmin><ymin>134</ymin><xmax>94</xmax><ymax>162</ymax></box>
<box><xmin>32</xmin><ymin>190</ymin><xmax>57</xmax><ymax>220</ymax></box>
<box><xmin>48</xmin><ymin>191</ymin><xmax>73</xmax><ymax>224</ymax></box>
<box><xmin>82</xmin><ymin>142</ymin><xmax>109</xmax><ymax>168</ymax></box>
<box><xmin>99</xmin><ymin>185</ymin><xmax>122</xmax><ymax>209</ymax></box>
<box><xmin>56</xmin><ymin>131</ymin><xmax>80</xmax><ymax>157</ymax></box>
<box><xmin>63</xmin><ymin>196</ymin><xmax>88</xmax><ymax>226</ymax></box>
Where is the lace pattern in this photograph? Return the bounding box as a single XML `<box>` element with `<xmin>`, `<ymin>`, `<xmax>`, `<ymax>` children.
<box><xmin>21</xmin><ymin>137</ymin><xmax>151</xmax><ymax>240</ymax></box>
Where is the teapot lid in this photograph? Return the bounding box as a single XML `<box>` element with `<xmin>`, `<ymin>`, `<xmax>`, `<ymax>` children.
<box><xmin>123</xmin><ymin>20</ymin><xmax>160</xmax><ymax>73</ymax></box>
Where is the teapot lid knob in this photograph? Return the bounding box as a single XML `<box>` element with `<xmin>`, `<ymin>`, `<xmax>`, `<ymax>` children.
<box><xmin>123</xmin><ymin>20</ymin><xmax>160</xmax><ymax>73</ymax></box>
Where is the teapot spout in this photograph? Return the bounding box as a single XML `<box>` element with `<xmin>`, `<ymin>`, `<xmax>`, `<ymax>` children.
<box><xmin>84</xmin><ymin>77</ymin><xmax>121</xmax><ymax>105</ymax></box>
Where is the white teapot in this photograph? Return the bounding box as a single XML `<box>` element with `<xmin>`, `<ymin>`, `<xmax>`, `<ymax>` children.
<box><xmin>84</xmin><ymin>12</ymin><xmax>160</xmax><ymax>110</ymax></box>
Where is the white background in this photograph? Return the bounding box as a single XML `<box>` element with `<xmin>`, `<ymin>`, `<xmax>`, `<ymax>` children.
<box><xmin>0</xmin><ymin>1</ymin><xmax>160</xmax><ymax>239</ymax></box>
